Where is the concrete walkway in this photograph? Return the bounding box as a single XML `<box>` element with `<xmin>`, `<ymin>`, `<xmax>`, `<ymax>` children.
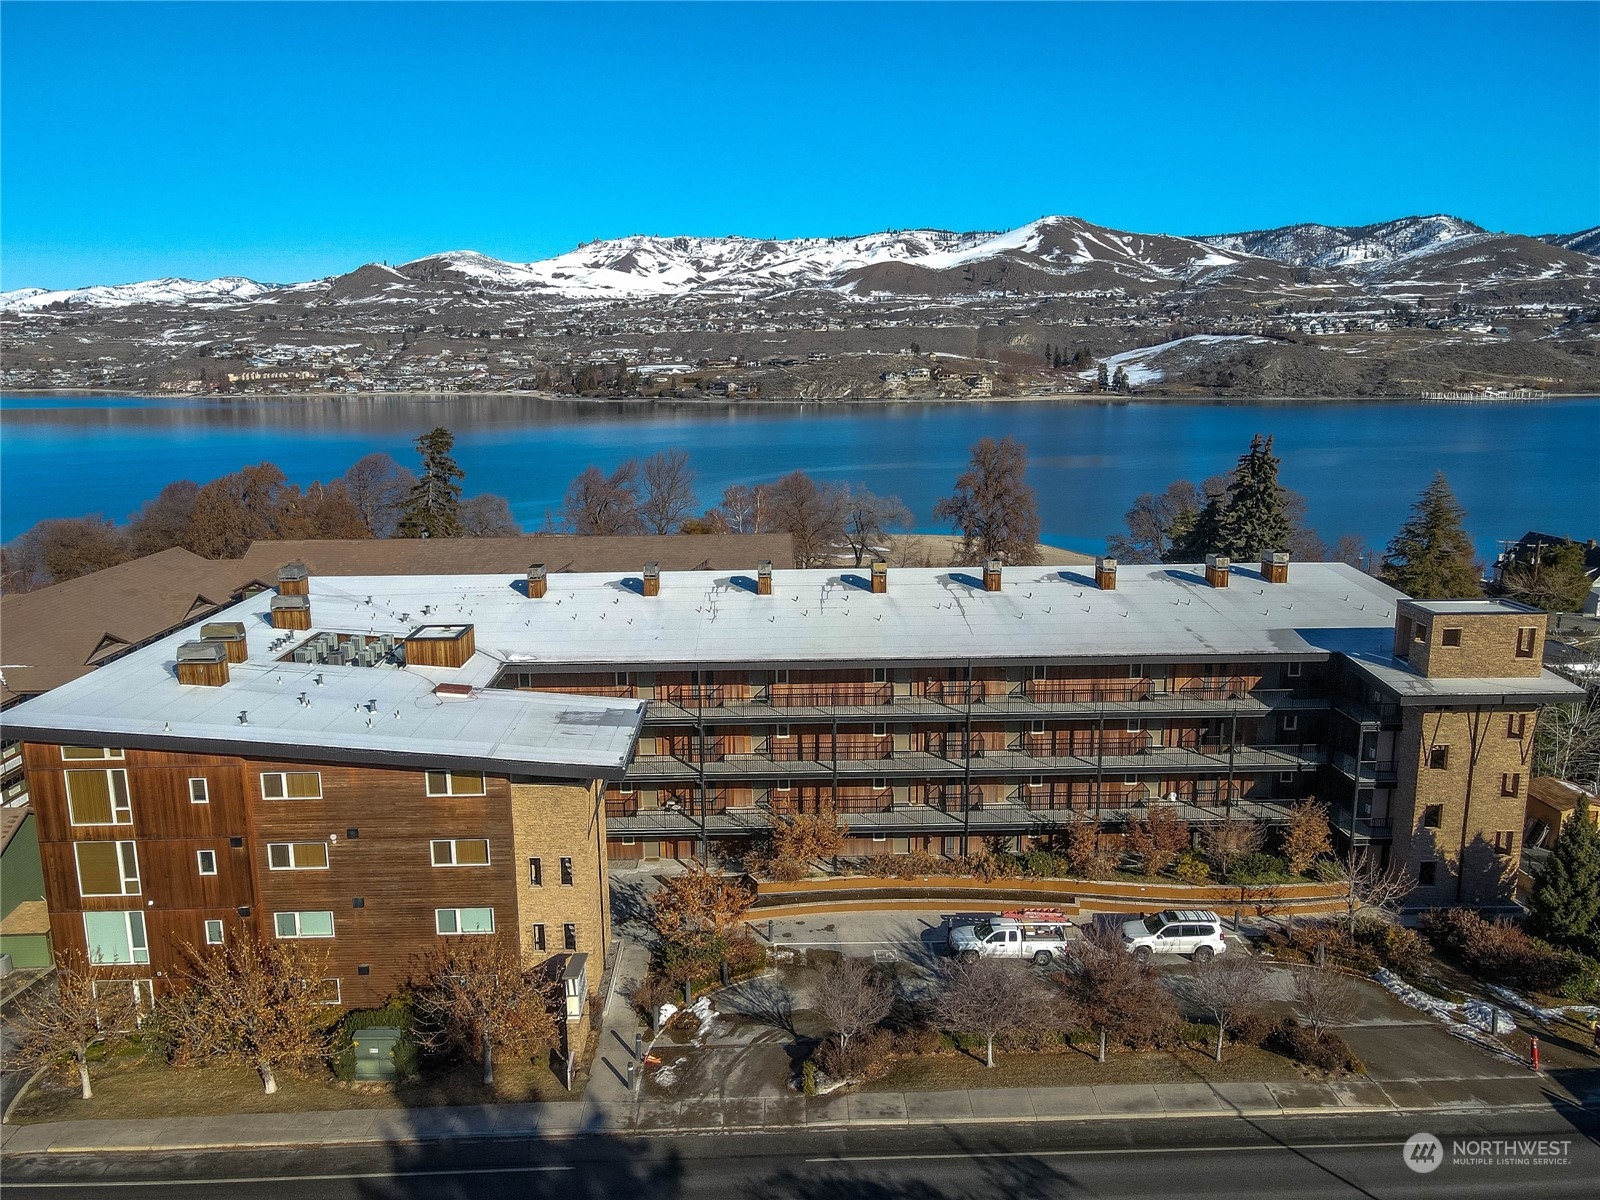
<box><xmin>3</xmin><ymin>1071</ymin><xmax>1592</xmax><ymax>1156</ymax></box>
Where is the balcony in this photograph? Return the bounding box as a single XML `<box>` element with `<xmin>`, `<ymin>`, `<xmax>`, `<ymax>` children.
<box><xmin>1023</xmin><ymin>679</ymin><xmax>1152</xmax><ymax>704</ymax></box>
<box><xmin>770</xmin><ymin>683</ymin><xmax>893</xmax><ymax>708</ymax></box>
<box><xmin>767</xmin><ymin>735</ymin><xmax>892</xmax><ymax>762</ymax></box>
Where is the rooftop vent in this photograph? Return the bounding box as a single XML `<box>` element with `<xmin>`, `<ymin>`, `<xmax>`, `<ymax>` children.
<box><xmin>277</xmin><ymin>562</ymin><xmax>310</xmax><ymax>595</ymax></box>
<box><xmin>1095</xmin><ymin>556</ymin><xmax>1118</xmax><ymax>591</ymax></box>
<box><xmin>757</xmin><ymin>560</ymin><xmax>773</xmax><ymax>596</ymax></box>
<box><xmin>642</xmin><ymin>562</ymin><xmax>660</xmax><ymax>598</ymax></box>
<box><xmin>270</xmin><ymin>593</ymin><xmax>312</xmax><ymax>630</ymax></box>
<box><xmin>982</xmin><ymin>558</ymin><xmax>1003</xmax><ymax>593</ymax></box>
<box><xmin>527</xmin><ymin>563</ymin><xmax>547</xmax><ymax>599</ymax></box>
<box><xmin>1262</xmin><ymin>551</ymin><xmax>1290</xmax><ymax>584</ymax></box>
<box><xmin>176</xmin><ymin>640</ymin><xmax>230</xmax><ymax>687</ymax></box>
<box><xmin>1205</xmin><ymin>554</ymin><xmax>1231</xmax><ymax>589</ymax></box>
<box><xmin>404</xmin><ymin>624</ymin><xmax>476</xmax><ymax>669</ymax></box>
<box><xmin>200</xmin><ymin>621</ymin><xmax>249</xmax><ymax>663</ymax></box>
<box><xmin>871</xmin><ymin>560</ymin><xmax>887</xmax><ymax>594</ymax></box>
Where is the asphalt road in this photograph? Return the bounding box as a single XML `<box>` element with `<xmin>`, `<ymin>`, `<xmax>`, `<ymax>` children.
<box><xmin>5</xmin><ymin>1108</ymin><xmax>1597</xmax><ymax>1199</ymax></box>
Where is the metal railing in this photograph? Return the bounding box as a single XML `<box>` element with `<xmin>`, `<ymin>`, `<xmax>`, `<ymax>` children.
<box><xmin>660</xmin><ymin>684</ymin><xmax>726</xmax><ymax>708</ymax></box>
<box><xmin>766</xmin><ymin>736</ymin><xmax>892</xmax><ymax>762</ymax></box>
<box><xmin>768</xmin><ymin>683</ymin><xmax>893</xmax><ymax>707</ymax></box>
<box><xmin>1022</xmin><ymin>679</ymin><xmax>1153</xmax><ymax>704</ymax></box>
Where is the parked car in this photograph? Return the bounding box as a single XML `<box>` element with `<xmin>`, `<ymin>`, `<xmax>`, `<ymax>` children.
<box><xmin>949</xmin><ymin>908</ymin><xmax>1075</xmax><ymax>965</ymax></box>
<box><xmin>1120</xmin><ymin>909</ymin><xmax>1227</xmax><ymax>963</ymax></box>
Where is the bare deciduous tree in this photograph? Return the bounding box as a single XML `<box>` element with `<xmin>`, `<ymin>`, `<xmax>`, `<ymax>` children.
<box><xmin>126</xmin><ymin>480</ymin><xmax>202</xmax><ymax>556</ymax></box>
<box><xmin>638</xmin><ymin>449</ymin><xmax>698</xmax><ymax>534</ymax></box>
<box><xmin>933</xmin><ymin>436</ymin><xmax>1041</xmax><ymax>565</ymax></box>
<box><xmin>1185</xmin><ymin>952</ymin><xmax>1272</xmax><ymax>1061</ymax></box>
<box><xmin>1316</xmin><ymin>851</ymin><xmax>1410</xmax><ymax>931</ymax></box>
<box><xmin>715</xmin><ymin>483</ymin><xmax>772</xmax><ymax>534</ymax></box>
<box><xmin>814</xmin><ymin>957</ymin><xmax>894</xmax><ymax>1054</ymax></box>
<box><xmin>1125</xmin><ymin>806</ymin><xmax>1191</xmax><ymax>876</ymax></box>
<box><xmin>1055</xmin><ymin>924</ymin><xmax>1179</xmax><ymax>1054</ymax></box>
<box><xmin>169</xmin><ymin>934</ymin><xmax>332</xmax><ymax>1094</ymax></box>
<box><xmin>562</xmin><ymin>462</ymin><xmax>644</xmax><ymax>535</ymax></box>
<box><xmin>459</xmin><ymin>493</ymin><xmax>523</xmax><ymax>537</ymax></box>
<box><xmin>1290</xmin><ymin>966</ymin><xmax>1358</xmax><ymax>1037</ymax></box>
<box><xmin>10</xmin><ymin>949</ymin><xmax>138</xmax><ymax>1099</ymax></box>
<box><xmin>413</xmin><ymin>935</ymin><xmax>558</xmax><ymax>1086</ymax></box>
<box><xmin>931</xmin><ymin>957</ymin><xmax>1038</xmax><ymax>1067</ymax></box>
<box><xmin>1201</xmin><ymin>815</ymin><xmax>1266</xmax><ymax>877</ymax></box>
<box><xmin>767</xmin><ymin>470</ymin><xmax>846</xmax><ymax>567</ymax></box>
<box><xmin>1108</xmin><ymin>481</ymin><xmax>1202</xmax><ymax>565</ymax></box>
<box><xmin>1</xmin><ymin>516</ymin><xmax>132</xmax><ymax>591</ymax></box>
<box><xmin>839</xmin><ymin>485</ymin><xmax>911</xmax><ymax>567</ymax></box>
<box><xmin>1534</xmin><ymin>694</ymin><xmax>1600</xmax><ymax>794</ymax></box>
<box><xmin>341</xmin><ymin>452</ymin><xmax>415</xmax><ymax>537</ymax></box>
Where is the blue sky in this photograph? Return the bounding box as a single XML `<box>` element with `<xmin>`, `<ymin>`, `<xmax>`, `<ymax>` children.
<box><xmin>3</xmin><ymin>1</ymin><xmax>1596</xmax><ymax>290</ymax></box>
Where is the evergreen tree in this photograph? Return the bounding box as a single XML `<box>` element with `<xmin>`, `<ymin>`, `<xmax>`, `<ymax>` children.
<box><xmin>1381</xmin><ymin>472</ymin><xmax>1481</xmax><ymax>599</ymax></box>
<box><xmin>1112</xmin><ymin>365</ymin><xmax>1130</xmax><ymax>392</ymax></box>
<box><xmin>396</xmin><ymin>426</ymin><xmax>465</xmax><ymax>538</ymax></box>
<box><xmin>1096</xmin><ymin>362</ymin><xmax>1109</xmax><ymax>390</ymax></box>
<box><xmin>1527</xmin><ymin>796</ymin><xmax>1600</xmax><ymax>957</ymax></box>
<box><xmin>1211</xmin><ymin>434</ymin><xmax>1292</xmax><ymax>560</ymax></box>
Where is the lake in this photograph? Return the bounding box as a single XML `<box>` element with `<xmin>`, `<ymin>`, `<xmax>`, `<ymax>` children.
<box><xmin>2</xmin><ymin>393</ymin><xmax>1596</xmax><ymax>559</ymax></box>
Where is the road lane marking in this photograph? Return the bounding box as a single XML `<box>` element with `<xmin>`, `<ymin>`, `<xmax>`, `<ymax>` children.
<box><xmin>807</xmin><ymin>1141</ymin><xmax>1407</xmax><ymax>1163</ymax></box>
<box><xmin>6</xmin><ymin>1165</ymin><xmax>575</xmax><ymax>1189</ymax></box>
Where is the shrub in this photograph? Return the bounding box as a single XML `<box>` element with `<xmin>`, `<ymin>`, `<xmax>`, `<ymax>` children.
<box><xmin>623</xmin><ymin>975</ymin><xmax>678</xmax><ymax>1026</ymax></box>
<box><xmin>1228</xmin><ymin>852</ymin><xmax>1291</xmax><ymax>885</ymax></box>
<box><xmin>813</xmin><ymin>1026</ymin><xmax>893</xmax><ymax>1082</ymax></box>
<box><xmin>1171</xmin><ymin>852</ymin><xmax>1212</xmax><ymax>884</ymax></box>
<box><xmin>1268</xmin><ymin>1020</ymin><xmax>1363</xmax><ymax>1074</ymax></box>
<box><xmin>801</xmin><ymin>1060</ymin><xmax>818</xmax><ymax>1096</ymax></box>
<box><xmin>765</xmin><ymin>855</ymin><xmax>808</xmax><ymax>883</ymax></box>
<box><xmin>1233</xmin><ymin>1010</ymin><xmax>1277</xmax><ymax>1048</ymax></box>
<box><xmin>1353</xmin><ymin>919</ymin><xmax>1426</xmax><ymax>978</ymax></box>
<box><xmin>1023</xmin><ymin>849</ymin><xmax>1070</xmax><ymax>878</ymax></box>
<box><xmin>1419</xmin><ymin>908</ymin><xmax>1598</xmax><ymax>998</ymax></box>
<box><xmin>889</xmin><ymin>1023</ymin><xmax>947</xmax><ymax>1057</ymax></box>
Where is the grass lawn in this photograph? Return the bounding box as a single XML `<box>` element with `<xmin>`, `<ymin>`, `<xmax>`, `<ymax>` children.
<box><xmin>11</xmin><ymin>1051</ymin><xmax>580</xmax><ymax>1125</ymax></box>
<box><xmin>862</xmin><ymin>1039</ymin><xmax>1307</xmax><ymax>1093</ymax></box>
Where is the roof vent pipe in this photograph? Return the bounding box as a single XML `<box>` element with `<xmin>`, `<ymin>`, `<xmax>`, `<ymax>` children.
<box><xmin>642</xmin><ymin>562</ymin><xmax>660</xmax><ymax>598</ymax></box>
<box><xmin>1095</xmin><ymin>556</ymin><xmax>1118</xmax><ymax>591</ymax></box>
<box><xmin>982</xmin><ymin>558</ymin><xmax>1003</xmax><ymax>592</ymax></box>
<box><xmin>757</xmin><ymin>561</ymin><xmax>772</xmax><ymax>596</ymax></box>
<box><xmin>1205</xmin><ymin>554</ymin><xmax>1231</xmax><ymax>589</ymax></box>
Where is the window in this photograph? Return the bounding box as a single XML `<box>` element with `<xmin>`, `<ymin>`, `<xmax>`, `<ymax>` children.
<box><xmin>1422</xmin><ymin>804</ymin><xmax>1444</xmax><ymax>829</ymax></box>
<box><xmin>1413</xmin><ymin>625</ymin><xmax>1428</xmax><ymax>643</ymax></box>
<box><xmin>425</xmin><ymin>770</ymin><xmax>486</xmax><ymax>797</ymax></box>
<box><xmin>1418</xmin><ymin>861</ymin><xmax>1438</xmax><ymax>887</ymax></box>
<box><xmin>1281</xmin><ymin>715</ymin><xmax>1299</xmax><ymax>733</ymax></box>
<box><xmin>1126</xmin><ymin>719</ymin><xmax>1141</xmax><ymax>733</ymax></box>
<box><xmin>619</xmin><ymin>782</ymin><xmax>635</xmax><ymax>795</ymax></box>
<box><xmin>614</xmin><ymin>672</ymin><xmax>630</xmax><ymax>687</ymax></box>
<box><xmin>528</xmin><ymin>857</ymin><xmax>543</xmax><ymax>886</ymax></box>
<box><xmin>61</xmin><ymin>746</ymin><xmax>123</xmax><ymax>760</ymax></box>
<box><xmin>563</xmin><ymin>923</ymin><xmax>577</xmax><ymax>951</ymax></box>
<box><xmin>1032</xmin><ymin>665</ymin><xmax>1047</xmax><ymax>680</ymax></box>
<box><xmin>1428</xmin><ymin>746</ymin><xmax>1450</xmax><ymax>770</ymax></box>
<box><xmin>1285</xmin><ymin>661</ymin><xmax>1303</xmax><ymax>679</ymax></box>
<box><xmin>620</xmin><ymin>836</ymin><xmax>636</xmax><ymax>846</ymax></box>
<box><xmin>872</xmin><ymin>778</ymin><xmax>887</xmax><ymax>791</ymax></box>
<box><xmin>204</xmin><ymin>919</ymin><xmax>224</xmax><ymax>945</ymax></box>
<box><xmin>559</xmin><ymin>856</ymin><xmax>574</xmax><ymax>886</ymax></box>
<box><xmin>1516</xmin><ymin>627</ymin><xmax>1537</xmax><ymax>658</ymax></box>
<box><xmin>872</xmin><ymin>832</ymin><xmax>887</xmax><ymax>842</ymax></box>
<box><xmin>1029</xmin><ymin>775</ymin><xmax>1044</xmax><ymax>788</ymax></box>
<box><xmin>1030</xmin><ymin>720</ymin><xmax>1046</xmax><ymax>735</ymax></box>
<box><xmin>872</xmin><ymin>723</ymin><xmax>887</xmax><ymax>737</ymax></box>
<box><xmin>196</xmin><ymin>849</ymin><xmax>218</xmax><ymax>876</ymax></box>
<box><xmin>1507</xmin><ymin>713</ymin><xmax>1527</xmax><ymax>739</ymax></box>
<box><xmin>92</xmin><ymin>978</ymin><xmax>154</xmax><ymax>1018</ymax></box>
<box><xmin>873</xmin><ymin>667</ymin><xmax>887</xmax><ymax>683</ymax></box>
<box><xmin>431</xmin><ymin>838</ymin><xmax>490</xmax><ymax>866</ymax></box>
<box><xmin>774</xmin><ymin>724</ymin><xmax>791</xmax><ymax>739</ymax></box>
<box><xmin>1279</xmin><ymin>772</ymin><xmax>1295</xmax><ymax>784</ymax></box>
<box><xmin>1129</xmin><ymin>663</ymin><xmax>1144</xmax><ymax>679</ymax></box>
<box><xmin>776</xmin><ymin>779</ymin><xmax>792</xmax><ymax>792</ymax></box>
<box><xmin>531</xmin><ymin>923</ymin><xmax>547</xmax><ymax>951</ymax></box>
<box><xmin>1123</xmin><ymin>774</ymin><xmax>1138</xmax><ymax>786</ymax></box>
<box><xmin>315</xmin><ymin>979</ymin><xmax>342</xmax><ymax>1006</ymax></box>
<box><xmin>74</xmin><ymin>841</ymin><xmax>140</xmax><ymax>897</ymax></box>
<box><xmin>775</xmin><ymin>670</ymin><xmax>789</xmax><ymax>684</ymax></box>
<box><xmin>83</xmin><ymin>911</ymin><xmax>149</xmax><ymax>965</ymax></box>
<box><xmin>260</xmin><ymin>771</ymin><xmax>322</xmax><ymax>800</ymax></box>
<box><xmin>436</xmin><ymin>907</ymin><xmax>495</xmax><ymax>935</ymax></box>
<box><xmin>274</xmin><ymin>911</ymin><xmax>335</xmax><ymax>938</ymax></box>
<box><xmin>1494</xmin><ymin>830</ymin><xmax>1515</xmax><ymax>856</ymax></box>
<box><xmin>267</xmin><ymin>842</ymin><xmax>330</xmax><ymax>870</ymax></box>
<box><xmin>66</xmin><ymin>769</ymin><xmax>131</xmax><ymax>826</ymax></box>
<box><xmin>1441</xmin><ymin>627</ymin><xmax>1462</xmax><ymax>647</ymax></box>
<box><xmin>188</xmin><ymin>777</ymin><xmax>210</xmax><ymax>804</ymax></box>
<box><xmin>1501</xmin><ymin>773</ymin><xmax>1522</xmax><ymax>798</ymax></box>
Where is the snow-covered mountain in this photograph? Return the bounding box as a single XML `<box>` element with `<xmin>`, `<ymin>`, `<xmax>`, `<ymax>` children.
<box><xmin>1201</xmin><ymin>216</ymin><xmax>1486</xmax><ymax>272</ymax></box>
<box><xmin>0</xmin><ymin>276</ymin><xmax>272</xmax><ymax>312</ymax></box>
<box><xmin>1540</xmin><ymin>226</ymin><xmax>1600</xmax><ymax>257</ymax></box>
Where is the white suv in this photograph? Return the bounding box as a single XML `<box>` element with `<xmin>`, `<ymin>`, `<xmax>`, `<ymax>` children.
<box><xmin>1120</xmin><ymin>909</ymin><xmax>1227</xmax><ymax>963</ymax></box>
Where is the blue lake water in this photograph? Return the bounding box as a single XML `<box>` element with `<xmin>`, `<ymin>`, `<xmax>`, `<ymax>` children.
<box><xmin>1</xmin><ymin>393</ymin><xmax>1596</xmax><ymax>558</ymax></box>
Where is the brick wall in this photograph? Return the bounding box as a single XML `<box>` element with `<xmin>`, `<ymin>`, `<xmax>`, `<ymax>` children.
<box><xmin>1401</xmin><ymin>609</ymin><xmax>1544</xmax><ymax>679</ymax></box>
<box><xmin>508</xmin><ymin>780</ymin><xmax>610</xmax><ymax>995</ymax></box>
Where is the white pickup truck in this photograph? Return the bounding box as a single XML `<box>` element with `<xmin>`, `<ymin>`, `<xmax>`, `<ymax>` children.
<box><xmin>948</xmin><ymin>909</ymin><xmax>1075</xmax><ymax>965</ymax></box>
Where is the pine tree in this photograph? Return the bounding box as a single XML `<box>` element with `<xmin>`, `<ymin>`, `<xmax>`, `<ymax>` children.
<box><xmin>1527</xmin><ymin>796</ymin><xmax>1600</xmax><ymax>957</ymax></box>
<box><xmin>1381</xmin><ymin>472</ymin><xmax>1481</xmax><ymax>599</ymax></box>
<box><xmin>395</xmin><ymin>426</ymin><xmax>465</xmax><ymax>538</ymax></box>
<box><xmin>1212</xmin><ymin>434</ymin><xmax>1292</xmax><ymax>560</ymax></box>
<box><xmin>1112</xmin><ymin>365</ymin><xmax>1130</xmax><ymax>392</ymax></box>
<box><xmin>1096</xmin><ymin>362</ymin><xmax>1109</xmax><ymax>390</ymax></box>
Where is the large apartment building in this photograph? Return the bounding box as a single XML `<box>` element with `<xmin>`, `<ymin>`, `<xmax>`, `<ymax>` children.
<box><xmin>0</xmin><ymin>554</ymin><xmax>1581</xmax><ymax>1010</ymax></box>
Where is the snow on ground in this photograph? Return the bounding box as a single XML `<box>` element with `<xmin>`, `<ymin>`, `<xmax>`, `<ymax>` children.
<box><xmin>1076</xmin><ymin>333</ymin><xmax>1267</xmax><ymax>386</ymax></box>
<box><xmin>1372</xmin><ymin>969</ymin><xmax>1523</xmax><ymax>1064</ymax></box>
<box><xmin>1487</xmin><ymin>984</ymin><xmax>1600</xmax><ymax>1026</ymax></box>
<box><xmin>0</xmin><ymin>277</ymin><xmax>272</xmax><ymax>311</ymax></box>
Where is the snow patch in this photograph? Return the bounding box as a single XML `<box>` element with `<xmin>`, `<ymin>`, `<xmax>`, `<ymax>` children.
<box><xmin>1076</xmin><ymin>334</ymin><xmax>1265</xmax><ymax>386</ymax></box>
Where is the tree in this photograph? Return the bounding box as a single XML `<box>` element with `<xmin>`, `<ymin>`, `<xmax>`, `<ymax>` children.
<box><xmin>1112</xmin><ymin>365</ymin><xmax>1130</xmax><ymax>393</ymax></box>
<box><xmin>1210</xmin><ymin>434</ymin><xmax>1292</xmax><ymax>561</ymax></box>
<box><xmin>1124</xmin><ymin>806</ymin><xmax>1191</xmax><ymax>876</ymax></box>
<box><xmin>1290</xmin><ymin>966</ymin><xmax>1357</xmax><ymax>1038</ymax></box>
<box><xmin>933</xmin><ymin>436</ymin><xmax>1042</xmax><ymax>566</ymax></box>
<box><xmin>814</xmin><ymin>957</ymin><xmax>894</xmax><ymax>1055</ymax></box>
<box><xmin>767</xmin><ymin>470</ymin><xmax>846</xmax><ymax>568</ymax></box>
<box><xmin>839</xmin><ymin>484</ymin><xmax>912</xmax><ymax>567</ymax></box>
<box><xmin>413</xmin><ymin>935</ymin><xmax>558</xmax><ymax>1086</ymax></box>
<box><xmin>930</xmin><ymin>957</ymin><xmax>1038</xmax><ymax>1067</ymax></box>
<box><xmin>1201</xmin><ymin>815</ymin><xmax>1266</xmax><ymax>878</ymax></box>
<box><xmin>1381</xmin><ymin>472</ymin><xmax>1481</xmax><ymax>599</ymax></box>
<box><xmin>1058</xmin><ymin>817</ymin><xmax>1117</xmax><ymax>879</ymax></box>
<box><xmin>1168</xmin><ymin>475</ymin><xmax>1230</xmax><ymax>562</ymax></box>
<box><xmin>273</xmin><ymin>481</ymin><xmax>373</xmax><ymax>541</ymax></box>
<box><xmin>1108</xmin><ymin>481</ymin><xmax>1203</xmax><ymax>564</ymax></box>
<box><xmin>126</xmin><ymin>480</ymin><xmax>201</xmax><ymax>555</ymax></box>
<box><xmin>396</xmin><ymin>426</ymin><xmax>466</xmax><ymax>538</ymax></box>
<box><xmin>1</xmin><ymin>516</ymin><xmax>131</xmax><ymax>590</ymax></box>
<box><xmin>1534</xmin><ymin>696</ymin><xmax>1600</xmax><ymax>793</ymax></box>
<box><xmin>1527</xmin><ymin>795</ymin><xmax>1600</xmax><ymax>957</ymax></box>
<box><xmin>1499</xmin><ymin>541</ymin><xmax>1592</xmax><ymax>613</ymax></box>
<box><xmin>1185</xmin><ymin>952</ymin><xmax>1272</xmax><ymax>1061</ymax></box>
<box><xmin>459</xmin><ymin>494</ymin><xmax>523</xmax><ymax>537</ymax></box>
<box><xmin>1330</xmin><ymin>533</ymin><xmax>1372</xmax><ymax>572</ymax></box>
<box><xmin>1096</xmin><ymin>362</ymin><xmax>1109</xmax><ymax>390</ymax></box>
<box><xmin>1316</xmin><ymin>851</ymin><xmax>1410</xmax><ymax>932</ymax></box>
<box><xmin>341</xmin><ymin>452</ymin><xmax>414</xmax><ymax>537</ymax></box>
<box><xmin>562</xmin><ymin>462</ymin><xmax>644</xmax><ymax>536</ymax></box>
<box><xmin>714</xmin><ymin>483</ymin><xmax>772</xmax><ymax>534</ymax></box>
<box><xmin>10</xmin><ymin>948</ymin><xmax>138</xmax><ymax>1099</ymax></box>
<box><xmin>182</xmin><ymin>463</ymin><xmax>290</xmax><ymax>558</ymax></box>
<box><xmin>169</xmin><ymin>933</ymin><xmax>332</xmax><ymax>1094</ymax></box>
<box><xmin>1281</xmin><ymin>801</ymin><xmax>1333</xmax><ymax>876</ymax></box>
<box><xmin>648</xmin><ymin>862</ymin><xmax>757</xmax><ymax>941</ymax></box>
<box><xmin>638</xmin><ymin>449</ymin><xmax>697</xmax><ymax>534</ymax></box>
<box><xmin>1055</xmin><ymin>924</ymin><xmax>1178</xmax><ymax>1054</ymax></box>
<box><xmin>766</xmin><ymin>803</ymin><xmax>848</xmax><ymax>878</ymax></box>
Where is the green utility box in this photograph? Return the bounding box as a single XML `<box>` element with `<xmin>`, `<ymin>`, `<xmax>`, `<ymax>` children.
<box><xmin>352</xmin><ymin>1026</ymin><xmax>401</xmax><ymax>1081</ymax></box>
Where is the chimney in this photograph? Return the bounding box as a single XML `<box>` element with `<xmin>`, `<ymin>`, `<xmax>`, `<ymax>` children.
<box><xmin>982</xmin><ymin>558</ymin><xmax>1003</xmax><ymax>592</ymax></box>
<box><xmin>527</xmin><ymin>563</ymin><xmax>547</xmax><ymax>599</ymax></box>
<box><xmin>271</xmin><ymin>593</ymin><xmax>312</xmax><ymax>630</ymax></box>
<box><xmin>176</xmin><ymin>641</ymin><xmax>230</xmax><ymax>686</ymax></box>
<box><xmin>1204</xmin><ymin>554</ymin><xmax>1231</xmax><ymax>588</ymax></box>
<box><xmin>277</xmin><ymin>562</ymin><xmax>310</xmax><ymax>595</ymax></box>
<box><xmin>200</xmin><ymin>621</ymin><xmax>249</xmax><ymax>663</ymax></box>
<box><xmin>1262</xmin><ymin>551</ymin><xmax>1290</xmax><ymax>584</ymax></box>
<box><xmin>757</xmin><ymin>560</ymin><xmax>772</xmax><ymax>596</ymax></box>
<box><xmin>642</xmin><ymin>562</ymin><xmax>660</xmax><ymax>598</ymax></box>
<box><xmin>1095</xmin><ymin>556</ymin><xmax>1118</xmax><ymax>591</ymax></box>
<box><xmin>871</xmin><ymin>560</ymin><xmax>887</xmax><ymax>594</ymax></box>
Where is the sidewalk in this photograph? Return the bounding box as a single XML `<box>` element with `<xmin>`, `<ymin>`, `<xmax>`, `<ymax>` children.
<box><xmin>4</xmin><ymin>1071</ymin><xmax>1593</xmax><ymax>1156</ymax></box>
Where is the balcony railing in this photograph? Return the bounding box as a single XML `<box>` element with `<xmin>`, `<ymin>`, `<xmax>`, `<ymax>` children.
<box><xmin>924</xmin><ymin>732</ymin><xmax>987</xmax><ymax>758</ymax></box>
<box><xmin>1023</xmin><ymin>679</ymin><xmax>1152</xmax><ymax>704</ymax></box>
<box><xmin>924</xmin><ymin>783</ymin><xmax>985</xmax><ymax>812</ymax></box>
<box><xmin>919</xmin><ymin>681</ymin><xmax>993</xmax><ymax>704</ymax></box>
<box><xmin>661</xmin><ymin>684</ymin><xmax>726</xmax><ymax>708</ymax></box>
<box><xmin>1177</xmin><ymin>676</ymin><xmax>1251</xmax><ymax>701</ymax></box>
<box><xmin>768</xmin><ymin>683</ymin><xmax>893</xmax><ymax>707</ymax></box>
<box><xmin>767</xmin><ymin>736</ymin><xmax>892</xmax><ymax>762</ymax></box>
